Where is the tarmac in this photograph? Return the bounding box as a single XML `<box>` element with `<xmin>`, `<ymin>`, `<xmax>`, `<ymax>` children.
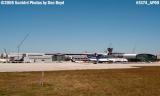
<box><xmin>0</xmin><ymin>62</ymin><xmax>160</xmax><ymax>72</ymax></box>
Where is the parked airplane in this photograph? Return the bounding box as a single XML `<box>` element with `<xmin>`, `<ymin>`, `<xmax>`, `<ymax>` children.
<box><xmin>89</xmin><ymin>57</ymin><xmax>128</xmax><ymax>63</ymax></box>
<box><xmin>0</xmin><ymin>58</ymin><xmax>9</xmax><ymax>63</ymax></box>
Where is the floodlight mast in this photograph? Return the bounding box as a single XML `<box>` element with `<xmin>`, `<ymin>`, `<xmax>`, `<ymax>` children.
<box><xmin>3</xmin><ymin>48</ymin><xmax>8</xmax><ymax>62</ymax></box>
<box><xmin>17</xmin><ymin>33</ymin><xmax>30</xmax><ymax>59</ymax></box>
<box><xmin>3</xmin><ymin>49</ymin><xmax>8</xmax><ymax>57</ymax></box>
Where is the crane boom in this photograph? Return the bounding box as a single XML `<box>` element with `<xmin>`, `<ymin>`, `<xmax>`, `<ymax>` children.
<box><xmin>17</xmin><ymin>33</ymin><xmax>30</xmax><ymax>48</ymax></box>
<box><xmin>17</xmin><ymin>33</ymin><xmax>30</xmax><ymax>59</ymax></box>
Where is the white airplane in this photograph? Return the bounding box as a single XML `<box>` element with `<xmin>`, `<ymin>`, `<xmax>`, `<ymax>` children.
<box><xmin>0</xmin><ymin>58</ymin><xmax>9</xmax><ymax>63</ymax></box>
<box><xmin>89</xmin><ymin>57</ymin><xmax>128</xmax><ymax>63</ymax></box>
<box><xmin>107</xmin><ymin>58</ymin><xmax>128</xmax><ymax>63</ymax></box>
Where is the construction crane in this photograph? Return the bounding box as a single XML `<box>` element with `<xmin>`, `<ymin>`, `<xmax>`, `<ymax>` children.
<box><xmin>17</xmin><ymin>33</ymin><xmax>30</xmax><ymax>59</ymax></box>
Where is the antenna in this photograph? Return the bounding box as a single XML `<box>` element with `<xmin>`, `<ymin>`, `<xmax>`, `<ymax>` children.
<box><xmin>17</xmin><ymin>33</ymin><xmax>30</xmax><ymax>59</ymax></box>
<box><xmin>108</xmin><ymin>43</ymin><xmax>112</xmax><ymax>48</ymax></box>
<box><xmin>132</xmin><ymin>44</ymin><xmax>136</xmax><ymax>53</ymax></box>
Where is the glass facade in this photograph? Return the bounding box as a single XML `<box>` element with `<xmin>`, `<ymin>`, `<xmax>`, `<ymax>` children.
<box><xmin>136</xmin><ymin>54</ymin><xmax>157</xmax><ymax>62</ymax></box>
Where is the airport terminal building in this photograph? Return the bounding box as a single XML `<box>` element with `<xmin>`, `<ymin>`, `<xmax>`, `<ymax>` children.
<box><xmin>0</xmin><ymin>51</ymin><xmax>158</xmax><ymax>63</ymax></box>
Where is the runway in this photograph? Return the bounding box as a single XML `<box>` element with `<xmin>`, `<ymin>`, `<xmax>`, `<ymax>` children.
<box><xmin>0</xmin><ymin>62</ymin><xmax>160</xmax><ymax>72</ymax></box>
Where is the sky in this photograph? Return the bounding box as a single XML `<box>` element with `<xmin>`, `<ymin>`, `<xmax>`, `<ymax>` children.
<box><xmin>0</xmin><ymin>0</ymin><xmax>160</xmax><ymax>54</ymax></box>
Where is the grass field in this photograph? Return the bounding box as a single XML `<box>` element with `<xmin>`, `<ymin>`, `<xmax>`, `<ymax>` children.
<box><xmin>0</xmin><ymin>67</ymin><xmax>160</xmax><ymax>96</ymax></box>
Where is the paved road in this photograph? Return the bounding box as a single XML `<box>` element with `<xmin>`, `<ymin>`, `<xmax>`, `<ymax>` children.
<box><xmin>0</xmin><ymin>62</ymin><xmax>160</xmax><ymax>72</ymax></box>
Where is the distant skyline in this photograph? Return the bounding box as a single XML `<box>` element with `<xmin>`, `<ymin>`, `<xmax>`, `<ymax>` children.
<box><xmin>0</xmin><ymin>0</ymin><xmax>160</xmax><ymax>54</ymax></box>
